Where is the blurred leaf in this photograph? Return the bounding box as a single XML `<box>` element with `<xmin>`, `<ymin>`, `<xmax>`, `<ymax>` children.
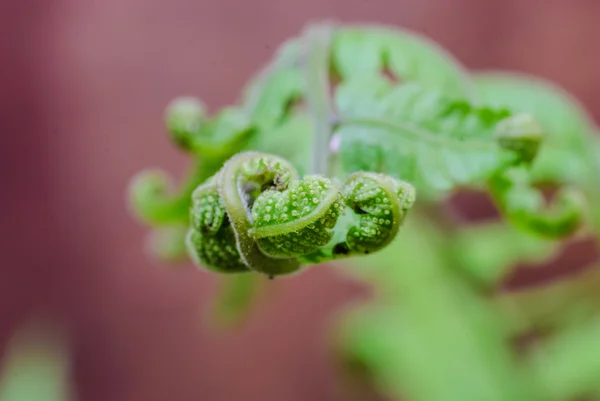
<box><xmin>246</xmin><ymin>114</ymin><xmax>313</xmax><ymax>175</ymax></box>
<box><xmin>145</xmin><ymin>223</ymin><xmax>189</xmax><ymax>262</ymax></box>
<box><xmin>490</xmin><ymin>168</ymin><xmax>586</xmax><ymax>239</ymax></box>
<box><xmin>242</xmin><ymin>36</ymin><xmax>303</xmax><ymax>121</ymax></box>
<box><xmin>164</xmin><ymin>97</ymin><xmax>207</xmax><ymax>150</ymax></box>
<box><xmin>189</xmin><ymin>107</ymin><xmax>254</xmax><ymax>159</ymax></box>
<box><xmin>336</xmin><ymin>216</ymin><xmax>541</xmax><ymax>401</ymax></box>
<box><xmin>474</xmin><ymin>73</ymin><xmax>599</xmax><ymax>236</ymax></box>
<box><xmin>128</xmin><ymin>156</ymin><xmax>224</xmax><ymax>227</ymax></box>
<box><xmin>474</xmin><ymin>72</ymin><xmax>595</xmax><ymax>184</ymax></box>
<box><xmin>246</xmin><ymin>68</ymin><xmax>304</xmax><ymax>130</ymax></box>
<box><xmin>334</xmin><ymin>77</ymin><xmax>529</xmax><ymax>197</ymax></box>
<box><xmin>209</xmin><ymin>274</ymin><xmax>263</xmax><ymax>329</ymax></box>
<box><xmin>452</xmin><ymin>222</ymin><xmax>556</xmax><ymax>285</ymax></box>
<box><xmin>529</xmin><ymin>314</ymin><xmax>600</xmax><ymax>401</ymax></box>
<box><xmin>332</xmin><ymin>26</ymin><xmax>475</xmax><ymax>100</ymax></box>
<box><xmin>0</xmin><ymin>322</ymin><xmax>71</xmax><ymax>401</ymax></box>
<box><xmin>498</xmin><ymin>265</ymin><xmax>600</xmax><ymax>334</ymax></box>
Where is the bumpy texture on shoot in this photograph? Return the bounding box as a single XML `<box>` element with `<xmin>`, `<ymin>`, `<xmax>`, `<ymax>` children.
<box><xmin>128</xmin><ymin>24</ymin><xmax>600</xmax><ymax>401</ymax></box>
<box><xmin>130</xmin><ymin>21</ymin><xmax>596</xmax><ymax>276</ymax></box>
<box><xmin>186</xmin><ymin>175</ymin><xmax>247</xmax><ymax>273</ymax></box>
<box><xmin>343</xmin><ymin>172</ymin><xmax>416</xmax><ymax>254</ymax></box>
<box><xmin>184</xmin><ymin>152</ymin><xmax>416</xmax><ymax>275</ymax></box>
<box><xmin>250</xmin><ymin>176</ymin><xmax>345</xmax><ymax>257</ymax></box>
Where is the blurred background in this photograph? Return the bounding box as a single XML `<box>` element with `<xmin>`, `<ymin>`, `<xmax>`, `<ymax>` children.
<box><xmin>1</xmin><ymin>1</ymin><xmax>599</xmax><ymax>400</ymax></box>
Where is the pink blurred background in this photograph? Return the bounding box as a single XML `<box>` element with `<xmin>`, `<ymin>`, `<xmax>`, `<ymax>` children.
<box><xmin>1</xmin><ymin>1</ymin><xmax>599</xmax><ymax>400</ymax></box>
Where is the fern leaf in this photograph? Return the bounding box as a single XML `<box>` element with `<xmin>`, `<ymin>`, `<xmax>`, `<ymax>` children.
<box><xmin>334</xmin><ymin>77</ymin><xmax>531</xmax><ymax>197</ymax></box>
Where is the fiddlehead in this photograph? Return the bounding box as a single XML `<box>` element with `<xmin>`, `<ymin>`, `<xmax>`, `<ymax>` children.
<box><xmin>186</xmin><ymin>174</ymin><xmax>247</xmax><ymax>273</ymax></box>
<box><xmin>342</xmin><ymin>172</ymin><xmax>416</xmax><ymax>254</ymax></box>
<box><xmin>127</xmin><ymin>21</ymin><xmax>600</xmax><ymax>401</ymax></box>
<box><xmin>164</xmin><ymin>97</ymin><xmax>207</xmax><ymax>151</ymax></box>
<box><xmin>185</xmin><ymin>151</ymin><xmax>416</xmax><ymax>276</ymax></box>
<box><xmin>218</xmin><ymin>152</ymin><xmax>303</xmax><ymax>276</ymax></box>
<box><xmin>130</xmin><ymin>21</ymin><xmax>596</xmax><ymax>282</ymax></box>
<box><xmin>298</xmin><ymin>173</ymin><xmax>416</xmax><ymax>264</ymax></box>
<box><xmin>129</xmin><ymin>169</ymin><xmax>190</xmax><ymax>225</ymax></box>
<box><xmin>489</xmin><ymin>168</ymin><xmax>586</xmax><ymax>239</ymax></box>
<box><xmin>249</xmin><ymin>175</ymin><xmax>345</xmax><ymax>258</ymax></box>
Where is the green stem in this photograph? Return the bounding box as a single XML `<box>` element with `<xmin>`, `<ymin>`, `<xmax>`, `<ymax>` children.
<box><xmin>302</xmin><ymin>23</ymin><xmax>335</xmax><ymax>176</ymax></box>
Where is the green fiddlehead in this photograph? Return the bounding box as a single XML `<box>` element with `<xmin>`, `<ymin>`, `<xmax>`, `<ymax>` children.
<box><xmin>130</xmin><ymin>21</ymin><xmax>596</xmax><ymax>275</ymax></box>
<box><xmin>342</xmin><ymin>172</ymin><xmax>415</xmax><ymax>254</ymax></box>
<box><xmin>185</xmin><ymin>151</ymin><xmax>416</xmax><ymax>276</ymax></box>
<box><xmin>217</xmin><ymin>152</ymin><xmax>303</xmax><ymax>276</ymax></box>
<box><xmin>298</xmin><ymin>173</ymin><xmax>416</xmax><ymax>264</ymax></box>
<box><xmin>186</xmin><ymin>174</ymin><xmax>247</xmax><ymax>273</ymax></box>
<box><xmin>249</xmin><ymin>175</ymin><xmax>345</xmax><ymax>258</ymax></box>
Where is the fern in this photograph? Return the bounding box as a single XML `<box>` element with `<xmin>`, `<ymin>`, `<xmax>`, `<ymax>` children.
<box><xmin>127</xmin><ymin>21</ymin><xmax>600</xmax><ymax>401</ymax></box>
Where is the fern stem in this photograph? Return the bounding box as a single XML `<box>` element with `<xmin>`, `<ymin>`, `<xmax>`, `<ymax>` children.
<box><xmin>302</xmin><ymin>23</ymin><xmax>335</xmax><ymax>175</ymax></box>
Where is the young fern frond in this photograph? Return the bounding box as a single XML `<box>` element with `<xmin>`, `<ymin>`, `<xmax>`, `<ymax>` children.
<box><xmin>129</xmin><ymin>169</ymin><xmax>192</xmax><ymax>225</ymax></box>
<box><xmin>128</xmin><ymin>21</ymin><xmax>600</xmax><ymax>401</ymax></box>
<box><xmin>249</xmin><ymin>175</ymin><xmax>345</xmax><ymax>258</ymax></box>
<box><xmin>186</xmin><ymin>151</ymin><xmax>416</xmax><ymax>276</ymax></box>
<box><xmin>211</xmin><ymin>152</ymin><xmax>303</xmax><ymax>276</ymax></box>
<box><xmin>342</xmin><ymin>172</ymin><xmax>415</xmax><ymax>254</ymax></box>
<box><xmin>490</xmin><ymin>168</ymin><xmax>586</xmax><ymax>239</ymax></box>
<box><xmin>129</xmin><ymin>22</ymin><xmax>596</xmax><ymax>267</ymax></box>
<box><xmin>186</xmin><ymin>174</ymin><xmax>247</xmax><ymax>273</ymax></box>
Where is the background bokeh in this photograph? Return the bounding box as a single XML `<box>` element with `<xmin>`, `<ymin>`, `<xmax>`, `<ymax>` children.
<box><xmin>1</xmin><ymin>1</ymin><xmax>599</xmax><ymax>400</ymax></box>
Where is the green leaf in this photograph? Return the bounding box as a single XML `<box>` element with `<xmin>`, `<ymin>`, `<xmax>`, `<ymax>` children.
<box><xmin>529</xmin><ymin>315</ymin><xmax>600</xmax><ymax>401</ymax></box>
<box><xmin>498</xmin><ymin>265</ymin><xmax>600</xmax><ymax>333</ymax></box>
<box><xmin>474</xmin><ymin>73</ymin><xmax>600</xmax><ymax>235</ymax></box>
<box><xmin>245</xmin><ymin>114</ymin><xmax>313</xmax><ymax>174</ymax></box>
<box><xmin>128</xmin><ymin>168</ymin><xmax>193</xmax><ymax>225</ymax></box>
<box><xmin>333</xmin><ymin>26</ymin><xmax>476</xmax><ymax>100</ymax></box>
<box><xmin>335</xmin><ymin>216</ymin><xmax>542</xmax><ymax>401</ymax></box>
<box><xmin>209</xmin><ymin>274</ymin><xmax>262</xmax><ymax>329</ymax></box>
<box><xmin>474</xmin><ymin>72</ymin><xmax>595</xmax><ymax>184</ymax></box>
<box><xmin>452</xmin><ymin>222</ymin><xmax>557</xmax><ymax>285</ymax></box>
<box><xmin>245</xmin><ymin>68</ymin><xmax>304</xmax><ymax>129</ymax></box>
<box><xmin>592</xmin><ymin>136</ymin><xmax>600</xmax><ymax>233</ymax></box>
<box><xmin>128</xmin><ymin>156</ymin><xmax>222</xmax><ymax>226</ymax></box>
<box><xmin>145</xmin><ymin>223</ymin><xmax>190</xmax><ymax>262</ymax></box>
<box><xmin>164</xmin><ymin>97</ymin><xmax>207</xmax><ymax>150</ymax></box>
<box><xmin>242</xmin><ymin>36</ymin><xmax>302</xmax><ymax>111</ymax></box>
<box><xmin>0</xmin><ymin>322</ymin><xmax>71</xmax><ymax>401</ymax></box>
<box><xmin>490</xmin><ymin>166</ymin><xmax>586</xmax><ymax>239</ymax></box>
<box><xmin>334</xmin><ymin>77</ymin><xmax>528</xmax><ymax>198</ymax></box>
<box><xmin>332</xmin><ymin>28</ymin><xmax>384</xmax><ymax>80</ymax></box>
<box><xmin>189</xmin><ymin>107</ymin><xmax>254</xmax><ymax>158</ymax></box>
<box><xmin>241</xmin><ymin>35</ymin><xmax>304</xmax><ymax>130</ymax></box>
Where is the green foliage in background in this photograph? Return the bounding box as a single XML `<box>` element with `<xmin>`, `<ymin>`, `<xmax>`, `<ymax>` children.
<box><xmin>0</xmin><ymin>321</ymin><xmax>71</xmax><ymax>401</ymax></box>
<box><xmin>129</xmin><ymin>21</ymin><xmax>600</xmax><ymax>401</ymax></box>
